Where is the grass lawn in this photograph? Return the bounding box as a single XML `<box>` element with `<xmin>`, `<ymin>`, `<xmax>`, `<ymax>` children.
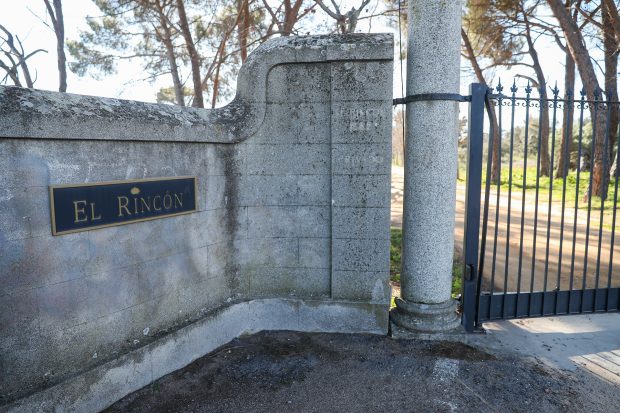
<box><xmin>390</xmin><ymin>228</ymin><xmax>462</xmax><ymax>301</ymax></box>
<box><xmin>484</xmin><ymin>165</ymin><xmax>618</xmax><ymax>213</ymax></box>
<box><xmin>476</xmin><ymin>165</ymin><xmax>619</xmax><ymax>231</ymax></box>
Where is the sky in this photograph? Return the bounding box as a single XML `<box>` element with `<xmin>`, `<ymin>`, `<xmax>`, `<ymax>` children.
<box><xmin>0</xmin><ymin>1</ymin><xmax>586</xmax><ymax>106</ymax></box>
<box><xmin>1</xmin><ymin>0</ymin><xmax>162</xmax><ymax>101</ymax></box>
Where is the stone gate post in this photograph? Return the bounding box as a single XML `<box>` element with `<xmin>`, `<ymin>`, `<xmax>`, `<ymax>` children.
<box><xmin>391</xmin><ymin>0</ymin><xmax>462</xmax><ymax>334</ymax></box>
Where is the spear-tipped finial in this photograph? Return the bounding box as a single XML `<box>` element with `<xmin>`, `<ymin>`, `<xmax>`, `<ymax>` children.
<box><xmin>510</xmin><ymin>78</ymin><xmax>517</xmax><ymax>93</ymax></box>
<box><xmin>552</xmin><ymin>81</ymin><xmax>559</xmax><ymax>97</ymax></box>
<box><xmin>496</xmin><ymin>79</ymin><xmax>504</xmax><ymax>94</ymax></box>
<box><xmin>525</xmin><ymin>81</ymin><xmax>532</xmax><ymax>94</ymax></box>
<box><xmin>580</xmin><ymin>88</ymin><xmax>586</xmax><ymax>97</ymax></box>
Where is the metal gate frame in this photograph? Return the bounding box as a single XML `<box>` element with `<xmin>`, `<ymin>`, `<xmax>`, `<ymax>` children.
<box><xmin>461</xmin><ymin>83</ymin><xmax>620</xmax><ymax>332</ymax></box>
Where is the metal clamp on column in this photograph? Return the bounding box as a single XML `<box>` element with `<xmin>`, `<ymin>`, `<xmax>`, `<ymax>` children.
<box><xmin>393</xmin><ymin>93</ymin><xmax>471</xmax><ymax>106</ymax></box>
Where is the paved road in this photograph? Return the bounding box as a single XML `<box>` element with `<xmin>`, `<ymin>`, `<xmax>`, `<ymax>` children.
<box><xmin>391</xmin><ymin>166</ymin><xmax>620</xmax><ymax>293</ymax></box>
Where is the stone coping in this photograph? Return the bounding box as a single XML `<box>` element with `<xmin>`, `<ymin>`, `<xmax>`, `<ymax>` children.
<box><xmin>0</xmin><ymin>34</ymin><xmax>393</xmax><ymax>144</ymax></box>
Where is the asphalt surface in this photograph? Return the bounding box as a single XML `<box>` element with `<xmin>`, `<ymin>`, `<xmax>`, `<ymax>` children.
<box><xmin>105</xmin><ymin>328</ymin><xmax>620</xmax><ymax>413</ymax></box>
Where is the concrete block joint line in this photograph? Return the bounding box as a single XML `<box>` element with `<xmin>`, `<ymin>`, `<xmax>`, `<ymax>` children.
<box><xmin>0</xmin><ymin>34</ymin><xmax>394</xmax><ymax>412</ymax></box>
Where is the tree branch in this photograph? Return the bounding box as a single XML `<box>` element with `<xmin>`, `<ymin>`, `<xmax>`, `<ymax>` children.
<box><xmin>577</xmin><ymin>4</ymin><xmax>603</xmax><ymax>29</ymax></box>
<box><xmin>314</xmin><ymin>0</ymin><xmax>340</xmax><ymax>20</ymax></box>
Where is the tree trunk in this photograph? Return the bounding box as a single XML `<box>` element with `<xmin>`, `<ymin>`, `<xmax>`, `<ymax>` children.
<box><xmin>283</xmin><ymin>0</ymin><xmax>294</xmax><ymax>36</ymax></box>
<box><xmin>17</xmin><ymin>45</ymin><xmax>35</xmax><ymax>88</ymax></box>
<box><xmin>461</xmin><ymin>28</ymin><xmax>501</xmax><ymax>181</ymax></box>
<box><xmin>211</xmin><ymin>60</ymin><xmax>221</xmax><ymax>108</ymax></box>
<box><xmin>44</xmin><ymin>0</ymin><xmax>67</xmax><ymax>92</ymax></box>
<box><xmin>176</xmin><ymin>0</ymin><xmax>204</xmax><ymax>108</ymax></box>
<box><xmin>209</xmin><ymin>25</ymin><xmax>233</xmax><ymax>109</ymax></box>
<box><xmin>523</xmin><ymin>12</ymin><xmax>550</xmax><ymax>176</ymax></box>
<box><xmin>281</xmin><ymin>0</ymin><xmax>305</xmax><ymax>36</ymax></box>
<box><xmin>604</xmin><ymin>0</ymin><xmax>619</xmax><ymax>167</ymax></box>
<box><xmin>0</xmin><ymin>60</ymin><xmax>22</xmax><ymax>86</ymax></box>
<box><xmin>155</xmin><ymin>7</ymin><xmax>184</xmax><ymax>106</ymax></box>
<box><xmin>603</xmin><ymin>0</ymin><xmax>620</xmax><ymax>43</ymax></box>
<box><xmin>556</xmin><ymin>48</ymin><xmax>575</xmax><ymax>178</ymax></box>
<box><xmin>344</xmin><ymin>0</ymin><xmax>370</xmax><ymax>33</ymax></box>
<box><xmin>488</xmin><ymin>101</ymin><xmax>501</xmax><ymax>182</ymax></box>
<box><xmin>237</xmin><ymin>0</ymin><xmax>250</xmax><ymax>62</ymax></box>
<box><xmin>555</xmin><ymin>0</ymin><xmax>577</xmax><ymax>179</ymax></box>
<box><xmin>548</xmin><ymin>0</ymin><xmax>609</xmax><ymax>199</ymax></box>
<box><xmin>53</xmin><ymin>0</ymin><xmax>67</xmax><ymax>92</ymax></box>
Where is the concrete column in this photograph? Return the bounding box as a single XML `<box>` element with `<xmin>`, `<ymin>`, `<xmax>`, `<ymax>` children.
<box><xmin>391</xmin><ymin>0</ymin><xmax>461</xmax><ymax>334</ymax></box>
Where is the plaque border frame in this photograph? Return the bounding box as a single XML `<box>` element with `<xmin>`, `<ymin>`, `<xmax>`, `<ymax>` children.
<box><xmin>49</xmin><ymin>176</ymin><xmax>198</xmax><ymax>236</ymax></box>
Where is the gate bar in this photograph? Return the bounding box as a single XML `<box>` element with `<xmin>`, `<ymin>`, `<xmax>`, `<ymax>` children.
<box><xmin>461</xmin><ymin>83</ymin><xmax>487</xmax><ymax>332</ymax></box>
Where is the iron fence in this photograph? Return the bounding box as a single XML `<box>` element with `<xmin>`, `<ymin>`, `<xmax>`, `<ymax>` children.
<box><xmin>462</xmin><ymin>82</ymin><xmax>620</xmax><ymax>331</ymax></box>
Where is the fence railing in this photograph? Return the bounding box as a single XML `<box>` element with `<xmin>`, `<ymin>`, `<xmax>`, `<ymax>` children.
<box><xmin>462</xmin><ymin>81</ymin><xmax>620</xmax><ymax>331</ymax></box>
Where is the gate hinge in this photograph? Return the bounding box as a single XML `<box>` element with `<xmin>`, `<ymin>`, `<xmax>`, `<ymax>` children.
<box><xmin>464</xmin><ymin>264</ymin><xmax>474</xmax><ymax>281</ymax></box>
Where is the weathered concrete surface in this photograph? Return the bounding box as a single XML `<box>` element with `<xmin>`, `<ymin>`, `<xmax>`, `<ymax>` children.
<box><xmin>3</xmin><ymin>299</ymin><xmax>386</xmax><ymax>413</ymax></box>
<box><xmin>103</xmin><ymin>330</ymin><xmax>620</xmax><ymax>413</ymax></box>
<box><xmin>0</xmin><ymin>34</ymin><xmax>393</xmax><ymax>411</ymax></box>
<box><xmin>476</xmin><ymin>313</ymin><xmax>620</xmax><ymax>385</ymax></box>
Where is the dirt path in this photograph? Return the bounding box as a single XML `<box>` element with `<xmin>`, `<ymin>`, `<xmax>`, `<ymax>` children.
<box><xmin>391</xmin><ymin>166</ymin><xmax>620</xmax><ymax>293</ymax></box>
<box><xmin>104</xmin><ymin>330</ymin><xmax>620</xmax><ymax>413</ymax></box>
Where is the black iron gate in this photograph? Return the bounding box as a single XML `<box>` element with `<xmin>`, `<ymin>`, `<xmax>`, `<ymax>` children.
<box><xmin>461</xmin><ymin>82</ymin><xmax>620</xmax><ymax>332</ymax></box>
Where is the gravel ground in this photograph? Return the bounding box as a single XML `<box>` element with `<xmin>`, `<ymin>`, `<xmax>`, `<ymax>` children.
<box><xmin>104</xmin><ymin>331</ymin><xmax>620</xmax><ymax>413</ymax></box>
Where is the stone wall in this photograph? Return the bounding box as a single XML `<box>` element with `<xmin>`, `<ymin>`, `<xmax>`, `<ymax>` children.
<box><xmin>0</xmin><ymin>34</ymin><xmax>393</xmax><ymax>412</ymax></box>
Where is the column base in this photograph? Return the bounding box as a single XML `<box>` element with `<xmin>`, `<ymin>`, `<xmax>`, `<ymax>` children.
<box><xmin>390</xmin><ymin>298</ymin><xmax>462</xmax><ymax>338</ymax></box>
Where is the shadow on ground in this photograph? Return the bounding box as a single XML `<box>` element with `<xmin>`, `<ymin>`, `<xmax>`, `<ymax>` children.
<box><xmin>105</xmin><ymin>330</ymin><xmax>619</xmax><ymax>413</ymax></box>
<box><xmin>480</xmin><ymin>313</ymin><xmax>620</xmax><ymax>386</ymax></box>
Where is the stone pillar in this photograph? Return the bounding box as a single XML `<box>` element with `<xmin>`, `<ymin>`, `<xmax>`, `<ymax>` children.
<box><xmin>391</xmin><ymin>0</ymin><xmax>462</xmax><ymax>334</ymax></box>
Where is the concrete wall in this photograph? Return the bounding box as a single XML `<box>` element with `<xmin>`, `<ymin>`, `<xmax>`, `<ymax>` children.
<box><xmin>0</xmin><ymin>34</ymin><xmax>393</xmax><ymax>412</ymax></box>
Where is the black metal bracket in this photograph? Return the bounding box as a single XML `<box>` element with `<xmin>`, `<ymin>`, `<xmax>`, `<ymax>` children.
<box><xmin>393</xmin><ymin>93</ymin><xmax>471</xmax><ymax>106</ymax></box>
<box><xmin>461</xmin><ymin>83</ymin><xmax>487</xmax><ymax>333</ymax></box>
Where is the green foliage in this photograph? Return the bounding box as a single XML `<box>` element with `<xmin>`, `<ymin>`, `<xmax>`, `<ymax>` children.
<box><xmin>156</xmin><ymin>85</ymin><xmax>194</xmax><ymax>105</ymax></box>
<box><xmin>68</xmin><ymin>1</ymin><xmax>180</xmax><ymax>79</ymax></box>
<box><xmin>452</xmin><ymin>257</ymin><xmax>463</xmax><ymax>298</ymax></box>
<box><xmin>483</xmin><ymin>166</ymin><xmax>619</xmax><ymax>225</ymax></box>
<box><xmin>390</xmin><ymin>228</ymin><xmax>402</xmax><ymax>284</ymax></box>
<box><xmin>463</xmin><ymin>0</ymin><xmax>524</xmax><ymax>67</ymax></box>
<box><xmin>390</xmin><ymin>228</ymin><xmax>463</xmax><ymax>299</ymax></box>
<box><xmin>495</xmin><ymin>118</ymin><xmax>596</xmax><ymax>175</ymax></box>
<box><xmin>66</xmin><ymin>40</ymin><xmax>115</xmax><ymax>78</ymax></box>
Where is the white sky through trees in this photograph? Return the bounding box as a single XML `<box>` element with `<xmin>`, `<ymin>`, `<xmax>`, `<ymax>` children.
<box><xmin>0</xmin><ymin>1</ymin><xmax>596</xmax><ymax>105</ymax></box>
